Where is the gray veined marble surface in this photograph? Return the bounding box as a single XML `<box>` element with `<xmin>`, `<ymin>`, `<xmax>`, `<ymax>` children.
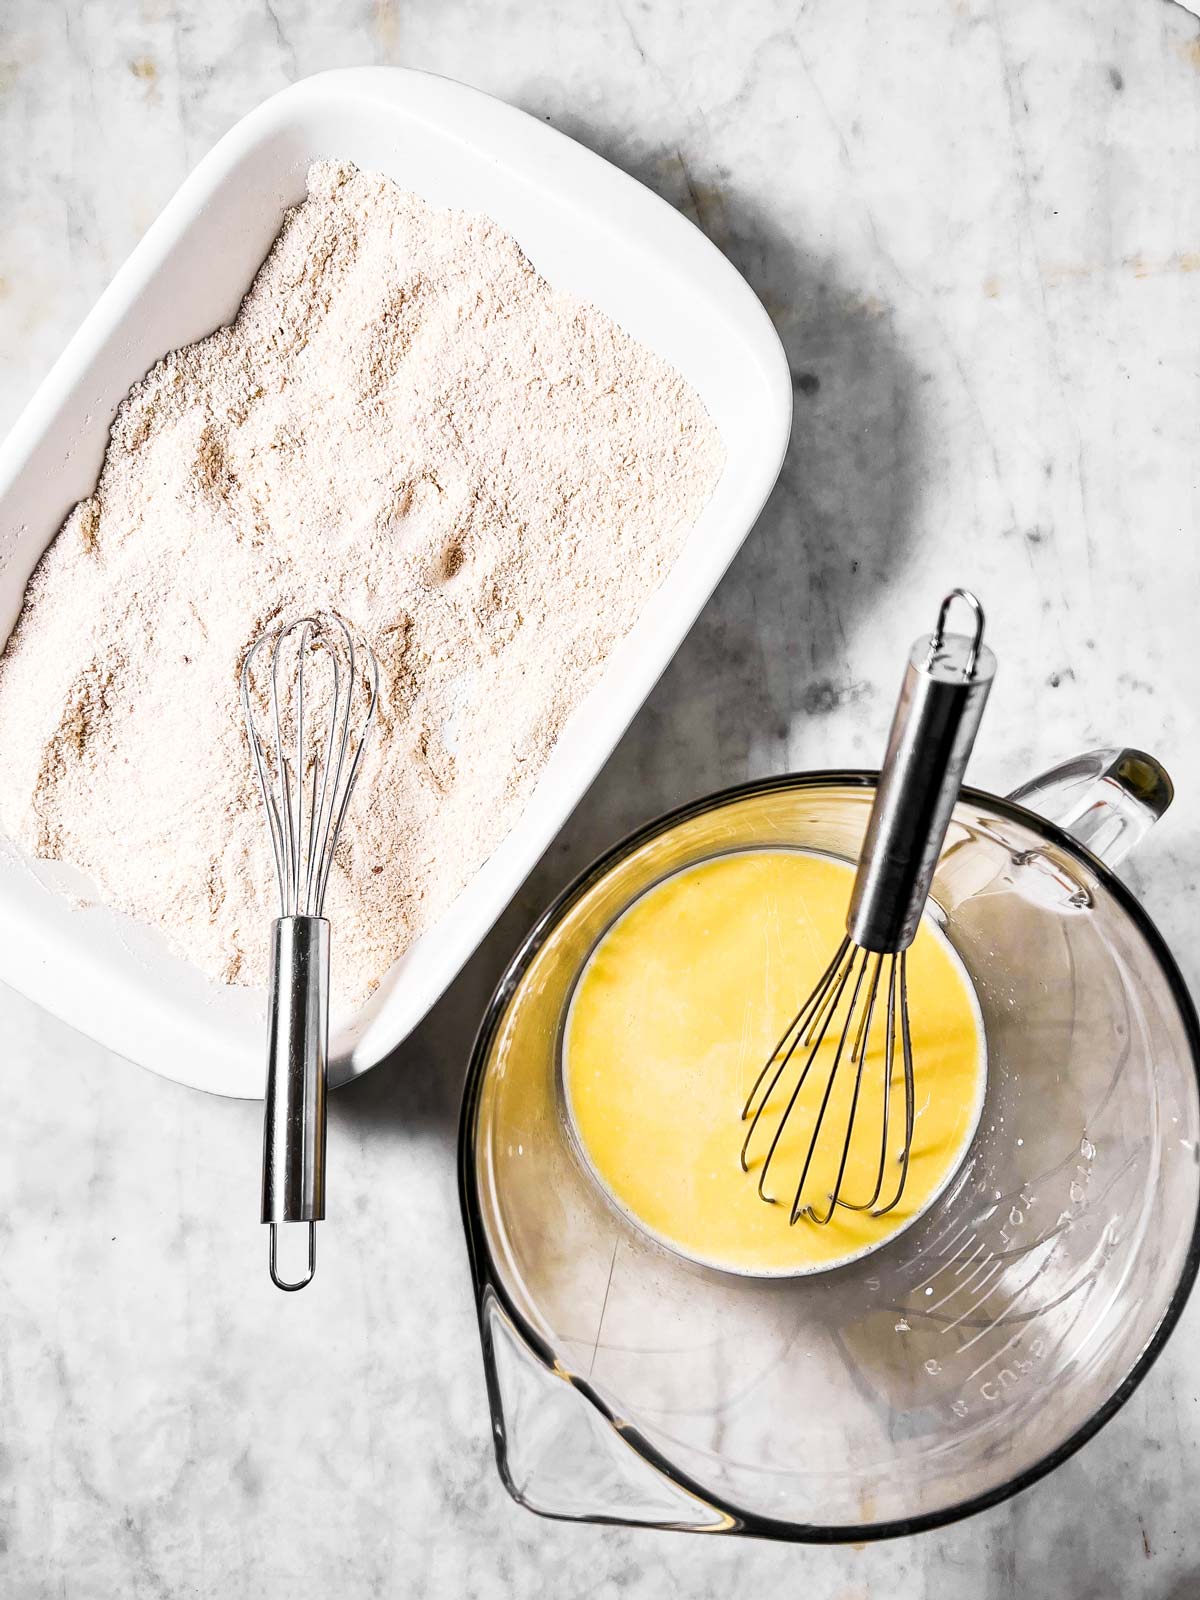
<box><xmin>3</xmin><ymin>0</ymin><xmax>1200</xmax><ymax>1595</ymax></box>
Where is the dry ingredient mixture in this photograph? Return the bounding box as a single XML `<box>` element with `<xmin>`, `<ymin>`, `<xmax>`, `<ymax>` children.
<box><xmin>0</xmin><ymin>160</ymin><xmax>724</xmax><ymax>1003</ymax></box>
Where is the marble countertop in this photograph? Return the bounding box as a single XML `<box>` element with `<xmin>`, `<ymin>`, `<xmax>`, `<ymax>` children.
<box><xmin>3</xmin><ymin>0</ymin><xmax>1200</xmax><ymax>1594</ymax></box>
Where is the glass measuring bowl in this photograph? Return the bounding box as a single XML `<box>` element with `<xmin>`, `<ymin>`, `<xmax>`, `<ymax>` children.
<box><xmin>458</xmin><ymin>749</ymin><xmax>1199</xmax><ymax>1539</ymax></box>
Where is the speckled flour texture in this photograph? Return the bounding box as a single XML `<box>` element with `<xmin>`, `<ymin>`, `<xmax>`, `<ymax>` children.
<box><xmin>0</xmin><ymin>160</ymin><xmax>724</xmax><ymax>1002</ymax></box>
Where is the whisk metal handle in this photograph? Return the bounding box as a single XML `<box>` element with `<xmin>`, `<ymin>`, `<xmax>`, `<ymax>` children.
<box><xmin>261</xmin><ymin>915</ymin><xmax>329</xmax><ymax>1290</ymax></box>
<box><xmin>848</xmin><ymin>590</ymin><xmax>996</xmax><ymax>954</ymax></box>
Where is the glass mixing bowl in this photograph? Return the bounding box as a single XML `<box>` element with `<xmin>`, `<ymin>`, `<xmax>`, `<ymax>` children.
<box><xmin>458</xmin><ymin>749</ymin><xmax>1199</xmax><ymax>1539</ymax></box>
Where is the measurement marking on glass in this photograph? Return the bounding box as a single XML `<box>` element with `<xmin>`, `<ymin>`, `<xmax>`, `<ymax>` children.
<box><xmin>953</xmin><ymin>1238</ymin><xmax>989</xmax><ymax>1277</ymax></box>
<box><xmin>909</xmin><ymin>1219</ymin><xmax>974</xmax><ymax>1286</ymax></box>
<box><xmin>931</xmin><ymin>1256</ymin><xmax>1003</xmax><ymax>1320</ymax></box>
<box><xmin>959</xmin><ymin>1249</ymin><xmax>1007</xmax><ymax>1295</ymax></box>
<box><xmin>925</xmin><ymin>1248</ymin><xmax>996</xmax><ymax>1314</ymax></box>
<box><xmin>959</xmin><ymin>1276</ymin><xmax>1039</xmax><ymax>1357</ymax></box>
<box><xmin>942</xmin><ymin>1261</ymin><xmax>1009</xmax><ymax>1333</ymax></box>
<box><xmin>964</xmin><ymin>1326</ymin><xmax>1034</xmax><ymax>1389</ymax></box>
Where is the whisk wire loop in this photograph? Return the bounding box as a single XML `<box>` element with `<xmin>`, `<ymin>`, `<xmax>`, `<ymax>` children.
<box><xmin>319</xmin><ymin>632</ymin><xmax>379</xmax><ymax>912</ymax></box>
<box><xmin>879</xmin><ymin>950</ymin><xmax>916</xmax><ymax>1218</ymax></box>
<box><xmin>740</xmin><ymin>937</ymin><xmax>917</xmax><ymax>1226</ymax></box>
<box><xmin>744</xmin><ymin>942</ymin><xmax>860</xmax><ymax>1206</ymax></box>
<box><xmin>739</xmin><ymin>938</ymin><xmax>847</xmax><ymax>1135</ymax></box>
<box><xmin>242</xmin><ymin>635</ymin><xmax>287</xmax><ymax>896</ymax></box>
<box><xmin>790</xmin><ymin>949</ymin><xmax>872</xmax><ymax>1224</ymax></box>
<box><xmin>839</xmin><ymin>952</ymin><xmax>897</xmax><ymax>1215</ymax></box>
<box><xmin>240</xmin><ymin>611</ymin><xmax>379</xmax><ymax>920</ymax></box>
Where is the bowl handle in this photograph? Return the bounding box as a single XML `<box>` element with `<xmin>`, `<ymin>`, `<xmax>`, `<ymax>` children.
<box><xmin>1007</xmin><ymin>748</ymin><xmax>1174</xmax><ymax>869</ymax></box>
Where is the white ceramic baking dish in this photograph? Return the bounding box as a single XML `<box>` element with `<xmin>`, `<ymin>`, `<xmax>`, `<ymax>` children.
<box><xmin>0</xmin><ymin>67</ymin><xmax>791</xmax><ymax>1098</ymax></box>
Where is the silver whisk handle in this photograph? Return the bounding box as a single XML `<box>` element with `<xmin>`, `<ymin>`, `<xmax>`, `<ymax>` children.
<box><xmin>262</xmin><ymin>915</ymin><xmax>329</xmax><ymax>1289</ymax></box>
<box><xmin>848</xmin><ymin>592</ymin><xmax>996</xmax><ymax>954</ymax></box>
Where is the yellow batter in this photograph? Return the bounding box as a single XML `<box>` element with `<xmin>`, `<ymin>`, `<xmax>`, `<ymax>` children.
<box><xmin>562</xmin><ymin>849</ymin><xmax>985</xmax><ymax>1274</ymax></box>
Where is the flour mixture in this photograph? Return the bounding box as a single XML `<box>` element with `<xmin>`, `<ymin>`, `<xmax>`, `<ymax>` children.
<box><xmin>0</xmin><ymin>160</ymin><xmax>724</xmax><ymax>1001</ymax></box>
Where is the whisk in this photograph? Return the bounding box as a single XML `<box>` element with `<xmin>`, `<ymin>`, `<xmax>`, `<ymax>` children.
<box><xmin>740</xmin><ymin>589</ymin><xmax>996</xmax><ymax>1226</ymax></box>
<box><xmin>241</xmin><ymin>611</ymin><xmax>379</xmax><ymax>1291</ymax></box>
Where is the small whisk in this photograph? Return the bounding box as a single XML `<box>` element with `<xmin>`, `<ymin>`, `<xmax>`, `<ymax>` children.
<box><xmin>241</xmin><ymin>611</ymin><xmax>379</xmax><ymax>1290</ymax></box>
<box><xmin>740</xmin><ymin>590</ymin><xmax>996</xmax><ymax>1226</ymax></box>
